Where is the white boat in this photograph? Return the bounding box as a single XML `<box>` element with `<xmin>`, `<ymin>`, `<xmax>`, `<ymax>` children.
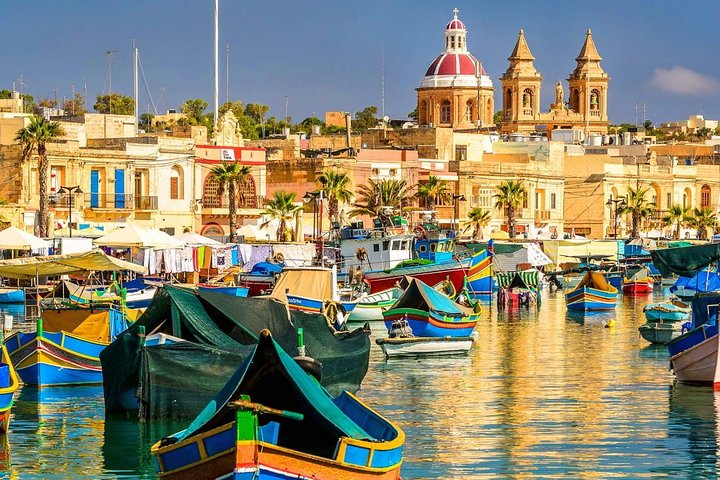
<box><xmin>347</xmin><ymin>287</ymin><xmax>403</xmax><ymax>322</ymax></box>
<box><xmin>670</xmin><ymin>332</ymin><xmax>720</xmax><ymax>384</ymax></box>
<box><xmin>375</xmin><ymin>336</ymin><xmax>473</xmax><ymax>358</ymax></box>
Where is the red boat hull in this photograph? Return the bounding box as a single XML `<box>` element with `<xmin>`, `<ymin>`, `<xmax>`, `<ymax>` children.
<box><xmin>237</xmin><ymin>275</ymin><xmax>274</xmax><ymax>296</ymax></box>
<box><xmin>622</xmin><ymin>281</ymin><xmax>653</xmax><ymax>294</ymax></box>
<box><xmin>364</xmin><ymin>262</ymin><xmax>467</xmax><ymax>294</ymax></box>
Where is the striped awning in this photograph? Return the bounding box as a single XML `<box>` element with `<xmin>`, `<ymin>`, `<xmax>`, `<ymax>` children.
<box><xmin>496</xmin><ymin>270</ymin><xmax>540</xmax><ymax>289</ymax></box>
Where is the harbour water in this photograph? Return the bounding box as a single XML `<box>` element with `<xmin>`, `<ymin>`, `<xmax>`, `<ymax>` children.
<box><xmin>1</xmin><ymin>287</ymin><xmax>718</xmax><ymax>479</ymax></box>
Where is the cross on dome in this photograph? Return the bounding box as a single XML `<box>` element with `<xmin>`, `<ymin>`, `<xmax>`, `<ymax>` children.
<box><xmin>453</xmin><ymin>7</ymin><xmax>458</xmax><ymax>17</ymax></box>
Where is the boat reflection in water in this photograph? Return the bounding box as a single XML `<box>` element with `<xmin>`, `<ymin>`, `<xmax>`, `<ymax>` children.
<box><xmin>565</xmin><ymin>308</ymin><xmax>616</xmax><ymax>326</ymax></box>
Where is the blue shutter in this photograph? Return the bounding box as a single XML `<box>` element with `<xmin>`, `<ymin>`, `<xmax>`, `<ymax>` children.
<box><xmin>115</xmin><ymin>169</ymin><xmax>125</xmax><ymax>208</ymax></box>
<box><xmin>90</xmin><ymin>170</ymin><xmax>99</xmax><ymax>208</ymax></box>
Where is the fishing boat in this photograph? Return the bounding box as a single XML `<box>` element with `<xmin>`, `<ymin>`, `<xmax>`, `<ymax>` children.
<box><xmin>496</xmin><ymin>271</ymin><xmax>541</xmax><ymax>308</ymax></box>
<box><xmin>347</xmin><ymin>286</ymin><xmax>403</xmax><ymax>322</ymax></box>
<box><xmin>375</xmin><ymin>336</ymin><xmax>473</xmax><ymax>358</ymax></box>
<box><xmin>638</xmin><ymin>322</ymin><xmax>683</xmax><ymax>345</ymax></box>
<box><xmin>4</xmin><ymin>305</ymin><xmax>133</xmax><ymax>386</ymax></box>
<box><xmin>565</xmin><ymin>271</ymin><xmax>618</xmax><ymax>311</ymax></box>
<box><xmin>0</xmin><ymin>287</ymin><xmax>24</xmax><ymax>304</ymax></box>
<box><xmin>237</xmin><ymin>261</ymin><xmax>283</xmax><ymax>296</ymax></box>
<box><xmin>197</xmin><ymin>284</ymin><xmax>249</xmax><ymax>297</ymax></box>
<box><xmin>465</xmin><ymin>248</ymin><xmax>494</xmax><ymax>296</ymax></box>
<box><xmin>0</xmin><ymin>345</ymin><xmax>19</xmax><ymax>433</ymax></box>
<box><xmin>622</xmin><ymin>265</ymin><xmax>654</xmax><ymax>294</ymax></box>
<box><xmin>382</xmin><ymin>278</ymin><xmax>479</xmax><ymax>338</ymax></box>
<box><xmin>670</xmin><ymin>269</ymin><xmax>720</xmax><ymax>301</ymax></box>
<box><xmin>151</xmin><ymin>329</ymin><xmax>404</xmax><ymax>480</ymax></box>
<box><xmin>643</xmin><ymin>298</ymin><xmax>691</xmax><ymax>322</ymax></box>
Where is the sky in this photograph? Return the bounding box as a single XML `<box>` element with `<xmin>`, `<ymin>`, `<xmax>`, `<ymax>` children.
<box><xmin>2</xmin><ymin>1</ymin><xmax>720</xmax><ymax>126</ymax></box>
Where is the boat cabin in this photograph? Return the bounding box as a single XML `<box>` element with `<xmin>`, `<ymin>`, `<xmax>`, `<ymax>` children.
<box><xmin>414</xmin><ymin>236</ymin><xmax>455</xmax><ymax>264</ymax></box>
<box><xmin>338</xmin><ymin>232</ymin><xmax>414</xmax><ymax>275</ymax></box>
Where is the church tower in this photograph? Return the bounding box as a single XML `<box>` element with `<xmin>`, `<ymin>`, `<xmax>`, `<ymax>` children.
<box><xmin>567</xmin><ymin>29</ymin><xmax>610</xmax><ymax>130</ymax></box>
<box><xmin>500</xmin><ymin>29</ymin><xmax>543</xmax><ymax>133</ymax></box>
<box><xmin>416</xmin><ymin>9</ymin><xmax>494</xmax><ymax>129</ymax></box>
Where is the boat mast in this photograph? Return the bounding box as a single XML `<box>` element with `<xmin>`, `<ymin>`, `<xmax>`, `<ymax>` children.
<box><xmin>213</xmin><ymin>0</ymin><xmax>219</xmax><ymax>142</ymax></box>
<box><xmin>133</xmin><ymin>39</ymin><xmax>139</xmax><ymax>133</ymax></box>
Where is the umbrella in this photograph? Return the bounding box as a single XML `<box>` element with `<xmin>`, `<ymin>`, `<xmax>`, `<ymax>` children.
<box><xmin>173</xmin><ymin>232</ymin><xmax>222</xmax><ymax>246</ymax></box>
<box><xmin>0</xmin><ymin>226</ymin><xmax>51</xmax><ymax>250</ymax></box>
<box><xmin>94</xmin><ymin>224</ymin><xmax>184</xmax><ymax>249</ymax></box>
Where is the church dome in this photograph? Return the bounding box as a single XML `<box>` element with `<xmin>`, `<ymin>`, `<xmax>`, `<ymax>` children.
<box><xmin>419</xmin><ymin>8</ymin><xmax>493</xmax><ymax>89</ymax></box>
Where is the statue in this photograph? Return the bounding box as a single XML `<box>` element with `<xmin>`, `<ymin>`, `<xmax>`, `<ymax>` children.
<box><xmin>215</xmin><ymin>110</ymin><xmax>244</xmax><ymax>147</ymax></box>
<box><xmin>555</xmin><ymin>81</ymin><xmax>564</xmax><ymax>107</ymax></box>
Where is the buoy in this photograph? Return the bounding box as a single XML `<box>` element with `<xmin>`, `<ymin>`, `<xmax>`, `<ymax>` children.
<box><xmin>605</xmin><ymin>319</ymin><xmax>616</xmax><ymax>328</ymax></box>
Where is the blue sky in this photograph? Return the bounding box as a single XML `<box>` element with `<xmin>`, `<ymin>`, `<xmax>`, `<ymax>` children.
<box><xmin>2</xmin><ymin>1</ymin><xmax>720</xmax><ymax>126</ymax></box>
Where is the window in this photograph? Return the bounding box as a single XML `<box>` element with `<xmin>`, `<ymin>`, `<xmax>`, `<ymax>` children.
<box><xmin>478</xmin><ymin>188</ymin><xmax>493</xmax><ymax>208</ymax></box>
<box><xmin>373</xmin><ymin>244</ymin><xmax>380</xmax><ymax>252</ymax></box>
<box><xmin>383</xmin><ymin>241</ymin><xmax>389</xmax><ymax>251</ymax></box>
<box><xmin>455</xmin><ymin>145</ymin><xmax>467</xmax><ymax>161</ymax></box>
<box><xmin>522</xmin><ymin>192</ymin><xmax>528</xmax><ymax>209</ymax></box>
<box><xmin>667</xmin><ymin>193</ymin><xmax>672</xmax><ymax>208</ymax></box>
<box><xmin>590</xmin><ymin>89</ymin><xmax>600</xmax><ymax>110</ymax></box>
<box><xmin>202</xmin><ymin>176</ymin><xmax>221</xmax><ymax>207</ymax></box>
<box><xmin>392</xmin><ymin>241</ymin><xmax>402</xmax><ymax>251</ymax></box>
<box><xmin>419</xmin><ymin>244</ymin><xmax>427</xmax><ymax>253</ymax></box>
<box><xmin>701</xmin><ymin>185</ymin><xmax>711</xmax><ymax>208</ymax></box>
<box><xmin>465</xmin><ymin>100</ymin><xmax>473</xmax><ymax>122</ymax></box>
<box><xmin>440</xmin><ymin>100</ymin><xmax>451</xmax><ymax>124</ymax></box>
<box><xmin>170</xmin><ymin>165</ymin><xmax>184</xmax><ymax>200</ymax></box>
<box><xmin>523</xmin><ymin>88</ymin><xmax>534</xmax><ymax>109</ymax></box>
<box><xmin>170</xmin><ymin>177</ymin><xmax>179</xmax><ymax>200</ymax></box>
<box><xmin>534</xmin><ymin>192</ymin><xmax>540</xmax><ymax>209</ymax></box>
<box><xmin>451</xmin><ymin>36</ymin><xmax>455</xmax><ymax>48</ymax></box>
<box><xmin>430</xmin><ymin>243</ymin><xmax>436</xmax><ymax>253</ymax></box>
<box><xmin>550</xmin><ymin>193</ymin><xmax>557</xmax><ymax>210</ymax></box>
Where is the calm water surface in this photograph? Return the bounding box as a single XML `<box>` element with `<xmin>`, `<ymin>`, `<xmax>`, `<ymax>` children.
<box><xmin>1</xmin><ymin>288</ymin><xmax>718</xmax><ymax>479</ymax></box>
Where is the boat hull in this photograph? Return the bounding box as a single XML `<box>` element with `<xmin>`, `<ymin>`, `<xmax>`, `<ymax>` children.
<box><xmin>347</xmin><ymin>288</ymin><xmax>402</xmax><ymax>322</ymax></box>
<box><xmin>286</xmin><ymin>294</ymin><xmax>358</xmax><ymax>314</ymax></box>
<box><xmin>237</xmin><ymin>275</ymin><xmax>274</xmax><ymax>297</ymax></box>
<box><xmin>622</xmin><ymin>281</ymin><xmax>653</xmax><ymax>294</ymax></box>
<box><xmin>0</xmin><ymin>345</ymin><xmax>19</xmax><ymax>433</ymax></box>
<box><xmin>363</xmin><ymin>261</ymin><xmax>467</xmax><ymax>294</ymax></box>
<box><xmin>670</xmin><ymin>332</ymin><xmax>720</xmax><ymax>384</ymax></box>
<box><xmin>382</xmin><ymin>308</ymin><xmax>477</xmax><ymax>338</ymax></box>
<box><xmin>643</xmin><ymin>302</ymin><xmax>691</xmax><ymax>322</ymax></box>
<box><xmin>197</xmin><ymin>285</ymin><xmax>249</xmax><ymax>297</ymax></box>
<box><xmin>638</xmin><ymin>322</ymin><xmax>682</xmax><ymax>345</ymax></box>
<box><xmin>375</xmin><ymin>336</ymin><xmax>473</xmax><ymax>358</ymax></box>
<box><xmin>565</xmin><ymin>286</ymin><xmax>617</xmax><ymax>311</ymax></box>
<box><xmin>0</xmin><ymin>288</ymin><xmax>24</xmax><ymax>303</ymax></box>
<box><xmin>4</xmin><ymin>331</ymin><xmax>105</xmax><ymax>386</ymax></box>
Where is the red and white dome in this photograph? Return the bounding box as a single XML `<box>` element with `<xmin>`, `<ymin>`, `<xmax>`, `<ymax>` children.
<box><xmin>419</xmin><ymin>8</ymin><xmax>493</xmax><ymax>89</ymax></box>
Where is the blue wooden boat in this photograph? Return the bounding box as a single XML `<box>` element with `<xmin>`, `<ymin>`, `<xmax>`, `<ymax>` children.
<box><xmin>382</xmin><ymin>277</ymin><xmax>479</xmax><ymax>337</ymax></box>
<box><xmin>151</xmin><ymin>329</ymin><xmax>404</xmax><ymax>479</ymax></box>
<box><xmin>465</xmin><ymin>248</ymin><xmax>494</xmax><ymax>296</ymax></box>
<box><xmin>0</xmin><ymin>287</ymin><xmax>24</xmax><ymax>304</ymax></box>
<box><xmin>643</xmin><ymin>299</ymin><xmax>691</xmax><ymax>322</ymax></box>
<box><xmin>197</xmin><ymin>284</ymin><xmax>250</xmax><ymax>297</ymax></box>
<box><xmin>0</xmin><ymin>345</ymin><xmax>19</xmax><ymax>433</ymax></box>
<box><xmin>565</xmin><ymin>271</ymin><xmax>618</xmax><ymax>311</ymax></box>
<box><xmin>4</xmin><ymin>306</ymin><xmax>132</xmax><ymax>386</ymax></box>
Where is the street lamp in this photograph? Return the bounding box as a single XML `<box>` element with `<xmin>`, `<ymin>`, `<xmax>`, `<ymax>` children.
<box><xmin>58</xmin><ymin>185</ymin><xmax>83</xmax><ymax>237</ymax></box>
<box><xmin>452</xmin><ymin>194</ymin><xmax>466</xmax><ymax>234</ymax></box>
<box><xmin>606</xmin><ymin>196</ymin><xmax>626</xmax><ymax>239</ymax></box>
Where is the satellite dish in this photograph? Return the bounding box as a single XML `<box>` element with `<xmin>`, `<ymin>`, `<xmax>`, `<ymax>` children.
<box><xmin>383</xmin><ymin>115</ymin><xmax>390</xmax><ymax>123</ymax></box>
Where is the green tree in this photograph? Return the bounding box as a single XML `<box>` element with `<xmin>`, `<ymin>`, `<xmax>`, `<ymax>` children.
<box><xmin>415</xmin><ymin>175</ymin><xmax>451</xmax><ymax>211</ymax></box>
<box><xmin>493</xmin><ymin>110</ymin><xmax>504</xmax><ymax>126</ymax></box>
<box><xmin>318</xmin><ymin>169</ymin><xmax>353</xmax><ymax>226</ymax></box>
<box><xmin>349</xmin><ymin>178</ymin><xmax>410</xmax><ymax>219</ymax></box>
<box><xmin>38</xmin><ymin>97</ymin><xmax>58</xmax><ymax>109</ymax></box>
<box><xmin>261</xmin><ymin>191</ymin><xmax>303</xmax><ymax>241</ymax></box>
<box><xmin>15</xmin><ymin>116</ymin><xmax>65</xmax><ymax>237</ymax></box>
<box><xmin>180</xmin><ymin>98</ymin><xmax>209</xmax><ymax>124</ymax></box>
<box><xmin>408</xmin><ymin>108</ymin><xmax>418</xmax><ymax>121</ymax></box>
<box><xmin>493</xmin><ymin>180</ymin><xmax>526</xmax><ymax>239</ymax></box>
<box><xmin>94</xmin><ymin>93</ymin><xmax>134</xmax><ymax>115</ymax></box>
<box><xmin>463</xmin><ymin>208</ymin><xmax>492</xmax><ymax>240</ymax></box>
<box><xmin>62</xmin><ymin>93</ymin><xmax>86</xmax><ymax>116</ymax></box>
<box><xmin>139</xmin><ymin>113</ymin><xmax>154</xmax><ymax>131</ymax></box>
<box><xmin>687</xmin><ymin>207</ymin><xmax>717</xmax><ymax>240</ymax></box>
<box><xmin>354</xmin><ymin>106</ymin><xmax>378</xmax><ymax>131</ymax></box>
<box><xmin>244</xmin><ymin>103</ymin><xmax>269</xmax><ymax>124</ymax></box>
<box><xmin>662</xmin><ymin>204</ymin><xmax>690</xmax><ymax>240</ymax></box>
<box><xmin>695</xmin><ymin>127</ymin><xmax>712</xmax><ymax>140</ymax></box>
<box><xmin>617</xmin><ymin>186</ymin><xmax>655</xmax><ymax>238</ymax></box>
<box><xmin>210</xmin><ymin>161</ymin><xmax>251</xmax><ymax>242</ymax></box>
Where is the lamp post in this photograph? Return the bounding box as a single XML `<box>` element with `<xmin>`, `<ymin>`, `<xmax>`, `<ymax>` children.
<box><xmin>452</xmin><ymin>194</ymin><xmax>466</xmax><ymax>234</ymax></box>
<box><xmin>606</xmin><ymin>196</ymin><xmax>626</xmax><ymax>239</ymax></box>
<box><xmin>58</xmin><ymin>185</ymin><xmax>83</xmax><ymax>237</ymax></box>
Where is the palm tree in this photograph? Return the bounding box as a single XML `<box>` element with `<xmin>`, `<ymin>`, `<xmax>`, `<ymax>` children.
<box><xmin>317</xmin><ymin>169</ymin><xmax>353</xmax><ymax>226</ymax></box>
<box><xmin>15</xmin><ymin>116</ymin><xmax>65</xmax><ymax>237</ymax></box>
<box><xmin>662</xmin><ymin>204</ymin><xmax>690</xmax><ymax>239</ymax></box>
<box><xmin>462</xmin><ymin>208</ymin><xmax>492</xmax><ymax>240</ymax></box>
<box><xmin>415</xmin><ymin>175</ymin><xmax>451</xmax><ymax>211</ymax></box>
<box><xmin>261</xmin><ymin>191</ymin><xmax>303</xmax><ymax>241</ymax></box>
<box><xmin>618</xmin><ymin>186</ymin><xmax>655</xmax><ymax>238</ymax></box>
<box><xmin>493</xmin><ymin>180</ymin><xmax>526</xmax><ymax>239</ymax></box>
<box><xmin>349</xmin><ymin>178</ymin><xmax>410</xmax><ymax>220</ymax></box>
<box><xmin>687</xmin><ymin>207</ymin><xmax>717</xmax><ymax>240</ymax></box>
<box><xmin>210</xmin><ymin>161</ymin><xmax>251</xmax><ymax>242</ymax></box>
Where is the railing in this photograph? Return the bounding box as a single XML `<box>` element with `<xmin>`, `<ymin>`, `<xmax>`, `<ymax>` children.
<box><xmin>535</xmin><ymin>209</ymin><xmax>551</xmax><ymax>222</ymax></box>
<box><xmin>134</xmin><ymin>195</ymin><xmax>158</xmax><ymax>210</ymax></box>
<box><xmin>84</xmin><ymin>193</ymin><xmax>133</xmax><ymax>210</ymax></box>
<box><xmin>202</xmin><ymin>195</ymin><xmax>267</xmax><ymax>209</ymax></box>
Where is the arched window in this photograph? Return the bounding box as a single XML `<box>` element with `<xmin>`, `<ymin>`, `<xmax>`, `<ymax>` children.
<box><xmin>523</xmin><ymin>88</ymin><xmax>534</xmax><ymax>109</ymax></box>
<box><xmin>649</xmin><ymin>183</ymin><xmax>661</xmax><ymax>208</ymax></box>
<box><xmin>572</xmin><ymin>89</ymin><xmax>580</xmax><ymax>111</ymax></box>
<box><xmin>590</xmin><ymin>89</ymin><xmax>600</xmax><ymax>110</ymax></box>
<box><xmin>701</xmin><ymin>184</ymin><xmax>712</xmax><ymax>208</ymax></box>
<box><xmin>505</xmin><ymin>88</ymin><xmax>512</xmax><ymax>110</ymax></box>
<box><xmin>203</xmin><ymin>176</ymin><xmax>222</xmax><ymax>208</ymax></box>
<box><xmin>238</xmin><ymin>174</ymin><xmax>258</xmax><ymax>207</ymax></box>
<box><xmin>201</xmin><ymin>223</ymin><xmax>224</xmax><ymax>236</ymax></box>
<box><xmin>683</xmin><ymin>187</ymin><xmax>692</xmax><ymax>209</ymax></box>
<box><xmin>466</xmin><ymin>100</ymin><xmax>474</xmax><ymax>122</ymax></box>
<box><xmin>169</xmin><ymin>165</ymin><xmax>184</xmax><ymax>200</ymax></box>
<box><xmin>420</xmin><ymin>100</ymin><xmax>427</xmax><ymax>123</ymax></box>
<box><xmin>451</xmin><ymin>36</ymin><xmax>455</xmax><ymax>49</ymax></box>
<box><xmin>440</xmin><ymin>100</ymin><xmax>451</xmax><ymax>124</ymax></box>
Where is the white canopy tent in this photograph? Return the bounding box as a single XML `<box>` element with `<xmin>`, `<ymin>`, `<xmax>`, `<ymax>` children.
<box><xmin>94</xmin><ymin>224</ymin><xmax>185</xmax><ymax>249</ymax></box>
<box><xmin>0</xmin><ymin>226</ymin><xmax>51</xmax><ymax>250</ymax></box>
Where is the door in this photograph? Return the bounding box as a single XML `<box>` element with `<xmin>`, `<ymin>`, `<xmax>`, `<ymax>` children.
<box><xmin>115</xmin><ymin>169</ymin><xmax>125</xmax><ymax>208</ymax></box>
<box><xmin>90</xmin><ymin>170</ymin><xmax>99</xmax><ymax>208</ymax></box>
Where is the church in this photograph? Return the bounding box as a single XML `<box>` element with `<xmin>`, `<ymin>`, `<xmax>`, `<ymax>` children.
<box><xmin>416</xmin><ymin>9</ymin><xmax>610</xmax><ymax>137</ymax></box>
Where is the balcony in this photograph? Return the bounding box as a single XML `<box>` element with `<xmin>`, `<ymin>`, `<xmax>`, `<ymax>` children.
<box><xmin>534</xmin><ymin>209</ymin><xmax>551</xmax><ymax>223</ymax></box>
<box><xmin>134</xmin><ymin>195</ymin><xmax>158</xmax><ymax>210</ymax></box>
<box><xmin>84</xmin><ymin>193</ymin><xmax>133</xmax><ymax>210</ymax></box>
<box><xmin>202</xmin><ymin>195</ymin><xmax>267</xmax><ymax>211</ymax></box>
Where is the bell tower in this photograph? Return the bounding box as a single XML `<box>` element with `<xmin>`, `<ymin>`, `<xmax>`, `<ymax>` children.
<box><xmin>567</xmin><ymin>29</ymin><xmax>609</xmax><ymax>129</ymax></box>
<box><xmin>500</xmin><ymin>29</ymin><xmax>542</xmax><ymax>132</ymax></box>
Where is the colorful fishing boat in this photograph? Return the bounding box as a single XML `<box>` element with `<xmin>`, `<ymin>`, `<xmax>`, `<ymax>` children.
<box><xmin>382</xmin><ymin>278</ymin><xmax>479</xmax><ymax>337</ymax></box>
<box><xmin>0</xmin><ymin>345</ymin><xmax>19</xmax><ymax>433</ymax></box>
<box><xmin>347</xmin><ymin>286</ymin><xmax>403</xmax><ymax>322</ymax></box>
<box><xmin>638</xmin><ymin>321</ymin><xmax>683</xmax><ymax>345</ymax></box>
<box><xmin>565</xmin><ymin>271</ymin><xmax>618</xmax><ymax>311</ymax></box>
<box><xmin>197</xmin><ymin>284</ymin><xmax>249</xmax><ymax>297</ymax></box>
<box><xmin>622</xmin><ymin>265</ymin><xmax>654</xmax><ymax>294</ymax></box>
<box><xmin>465</xmin><ymin>248</ymin><xmax>494</xmax><ymax>296</ymax></box>
<box><xmin>375</xmin><ymin>336</ymin><xmax>473</xmax><ymax>358</ymax></box>
<box><xmin>0</xmin><ymin>287</ymin><xmax>24</xmax><ymax>304</ymax></box>
<box><xmin>4</xmin><ymin>306</ymin><xmax>133</xmax><ymax>386</ymax></box>
<box><xmin>151</xmin><ymin>329</ymin><xmax>404</xmax><ymax>479</ymax></box>
<box><xmin>643</xmin><ymin>298</ymin><xmax>691</xmax><ymax>322</ymax></box>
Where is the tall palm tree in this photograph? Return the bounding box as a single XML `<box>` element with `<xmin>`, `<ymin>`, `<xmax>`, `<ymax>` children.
<box><xmin>317</xmin><ymin>169</ymin><xmax>353</xmax><ymax>226</ymax></box>
<box><xmin>462</xmin><ymin>208</ymin><xmax>492</xmax><ymax>240</ymax></box>
<box><xmin>618</xmin><ymin>186</ymin><xmax>655</xmax><ymax>238</ymax></box>
<box><xmin>687</xmin><ymin>207</ymin><xmax>717</xmax><ymax>240</ymax></box>
<box><xmin>415</xmin><ymin>175</ymin><xmax>451</xmax><ymax>211</ymax></box>
<box><xmin>210</xmin><ymin>161</ymin><xmax>251</xmax><ymax>242</ymax></box>
<box><xmin>349</xmin><ymin>178</ymin><xmax>410</xmax><ymax>220</ymax></box>
<box><xmin>261</xmin><ymin>191</ymin><xmax>303</xmax><ymax>241</ymax></box>
<box><xmin>493</xmin><ymin>180</ymin><xmax>526</xmax><ymax>239</ymax></box>
<box><xmin>15</xmin><ymin>116</ymin><xmax>65</xmax><ymax>237</ymax></box>
<box><xmin>662</xmin><ymin>204</ymin><xmax>690</xmax><ymax>239</ymax></box>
